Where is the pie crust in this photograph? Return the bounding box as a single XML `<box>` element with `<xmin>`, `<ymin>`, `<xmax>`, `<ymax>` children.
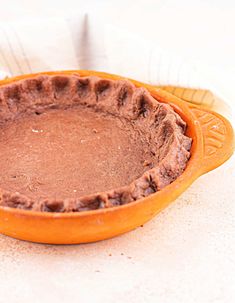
<box><xmin>0</xmin><ymin>75</ymin><xmax>192</xmax><ymax>212</ymax></box>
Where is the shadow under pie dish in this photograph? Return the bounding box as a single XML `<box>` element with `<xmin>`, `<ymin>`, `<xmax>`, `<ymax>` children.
<box><xmin>0</xmin><ymin>70</ymin><xmax>234</xmax><ymax>244</ymax></box>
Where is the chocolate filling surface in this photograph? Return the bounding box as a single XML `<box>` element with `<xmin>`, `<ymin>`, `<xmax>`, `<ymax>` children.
<box><xmin>0</xmin><ymin>74</ymin><xmax>192</xmax><ymax>212</ymax></box>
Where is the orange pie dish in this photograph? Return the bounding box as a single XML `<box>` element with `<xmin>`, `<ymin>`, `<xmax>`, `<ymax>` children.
<box><xmin>0</xmin><ymin>70</ymin><xmax>234</xmax><ymax>244</ymax></box>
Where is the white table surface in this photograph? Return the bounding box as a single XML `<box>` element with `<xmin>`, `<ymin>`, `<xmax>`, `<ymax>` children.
<box><xmin>0</xmin><ymin>1</ymin><xmax>234</xmax><ymax>302</ymax></box>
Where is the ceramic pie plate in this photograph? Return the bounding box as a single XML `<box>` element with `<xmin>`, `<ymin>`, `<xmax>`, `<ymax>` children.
<box><xmin>0</xmin><ymin>70</ymin><xmax>234</xmax><ymax>244</ymax></box>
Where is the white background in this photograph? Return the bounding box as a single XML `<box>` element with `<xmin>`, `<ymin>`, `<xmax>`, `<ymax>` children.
<box><xmin>0</xmin><ymin>1</ymin><xmax>234</xmax><ymax>303</ymax></box>
<box><xmin>1</xmin><ymin>0</ymin><xmax>235</xmax><ymax>102</ymax></box>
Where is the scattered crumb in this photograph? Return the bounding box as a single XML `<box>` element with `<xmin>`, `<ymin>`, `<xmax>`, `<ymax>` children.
<box><xmin>121</xmin><ymin>253</ymin><xmax>124</xmax><ymax>256</ymax></box>
<box><xmin>95</xmin><ymin>270</ymin><xmax>100</xmax><ymax>273</ymax></box>
<box><xmin>32</xmin><ymin>129</ymin><xmax>43</xmax><ymax>133</ymax></box>
<box><xmin>140</xmin><ymin>225</ymin><xmax>144</xmax><ymax>227</ymax></box>
<box><xmin>109</xmin><ymin>253</ymin><xmax>112</xmax><ymax>256</ymax></box>
<box><xmin>127</xmin><ymin>256</ymin><xmax>132</xmax><ymax>259</ymax></box>
<box><xmin>92</xmin><ymin>128</ymin><xmax>98</xmax><ymax>133</ymax></box>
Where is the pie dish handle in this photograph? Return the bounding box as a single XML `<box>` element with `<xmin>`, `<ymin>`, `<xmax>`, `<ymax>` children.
<box><xmin>189</xmin><ymin>105</ymin><xmax>234</xmax><ymax>174</ymax></box>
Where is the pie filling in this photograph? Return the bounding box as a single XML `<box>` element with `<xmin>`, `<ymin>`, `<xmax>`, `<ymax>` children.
<box><xmin>0</xmin><ymin>74</ymin><xmax>192</xmax><ymax>212</ymax></box>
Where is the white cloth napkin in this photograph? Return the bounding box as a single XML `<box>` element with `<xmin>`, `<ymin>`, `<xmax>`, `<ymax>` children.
<box><xmin>0</xmin><ymin>14</ymin><xmax>232</xmax><ymax>117</ymax></box>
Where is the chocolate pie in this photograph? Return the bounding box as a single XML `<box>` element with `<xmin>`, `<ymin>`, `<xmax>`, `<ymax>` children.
<box><xmin>0</xmin><ymin>74</ymin><xmax>192</xmax><ymax>212</ymax></box>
